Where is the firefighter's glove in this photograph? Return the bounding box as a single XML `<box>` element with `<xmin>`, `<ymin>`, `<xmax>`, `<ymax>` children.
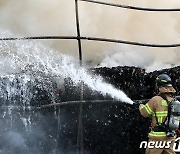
<box><xmin>139</xmin><ymin>104</ymin><xmax>145</xmax><ymax>111</ymax></box>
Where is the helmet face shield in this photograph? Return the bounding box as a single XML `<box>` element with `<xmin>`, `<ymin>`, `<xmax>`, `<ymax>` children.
<box><xmin>164</xmin><ymin>83</ymin><xmax>173</xmax><ymax>87</ymax></box>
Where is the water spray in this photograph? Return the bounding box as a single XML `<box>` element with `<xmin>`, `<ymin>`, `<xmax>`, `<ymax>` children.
<box><xmin>0</xmin><ymin>29</ymin><xmax>134</xmax><ymax>154</ymax></box>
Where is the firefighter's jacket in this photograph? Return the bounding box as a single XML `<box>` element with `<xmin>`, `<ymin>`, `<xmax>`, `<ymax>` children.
<box><xmin>139</xmin><ymin>86</ymin><xmax>176</xmax><ymax>138</ymax></box>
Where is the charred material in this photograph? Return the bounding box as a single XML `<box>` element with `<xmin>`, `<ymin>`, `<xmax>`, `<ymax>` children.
<box><xmin>60</xmin><ymin>66</ymin><xmax>180</xmax><ymax>154</ymax></box>
<box><xmin>63</xmin><ymin>66</ymin><xmax>180</xmax><ymax>101</ymax></box>
<box><xmin>0</xmin><ymin>66</ymin><xmax>180</xmax><ymax>154</ymax></box>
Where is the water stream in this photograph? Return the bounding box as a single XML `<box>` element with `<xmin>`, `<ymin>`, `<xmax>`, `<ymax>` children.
<box><xmin>0</xmin><ymin>30</ymin><xmax>133</xmax><ymax>104</ymax></box>
<box><xmin>0</xmin><ymin>29</ymin><xmax>133</xmax><ymax>153</ymax></box>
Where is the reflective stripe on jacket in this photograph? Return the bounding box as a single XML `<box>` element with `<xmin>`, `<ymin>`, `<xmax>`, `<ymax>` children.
<box><xmin>139</xmin><ymin>94</ymin><xmax>174</xmax><ymax>137</ymax></box>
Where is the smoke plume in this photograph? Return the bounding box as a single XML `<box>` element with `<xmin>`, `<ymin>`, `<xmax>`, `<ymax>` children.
<box><xmin>0</xmin><ymin>0</ymin><xmax>180</xmax><ymax>71</ymax></box>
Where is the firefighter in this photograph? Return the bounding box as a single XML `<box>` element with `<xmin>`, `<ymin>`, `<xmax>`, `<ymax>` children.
<box><xmin>139</xmin><ymin>74</ymin><xmax>179</xmax><ymax>154</ymax></box>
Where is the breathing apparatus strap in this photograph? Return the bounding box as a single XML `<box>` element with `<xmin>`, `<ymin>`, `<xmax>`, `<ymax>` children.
<box><xmin>154</xmin><ymin>94</ymin><xmax>171</xmax><ymax>129</ymax></box>
<box><xmin>160</xmin><ymin>94</ymin><xmax>171</xmax><ymax>126</ymax></box>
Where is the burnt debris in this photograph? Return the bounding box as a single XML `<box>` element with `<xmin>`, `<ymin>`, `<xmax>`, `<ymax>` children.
<box><xmin>62</xmin><ymin>66</ymin><xmax>180</xmax><ymax>101</ymax></box>
<box><xmin>0</xmin><ymin>66</ymin><xmax>180</xmax><ymax>154</ymax></box>
<box><xmin>57</xmin><ymin>66</ymin><xmax>180</xmax><ymax>154</ymax></box>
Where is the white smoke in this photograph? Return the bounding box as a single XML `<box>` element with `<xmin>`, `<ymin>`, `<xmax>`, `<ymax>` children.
<box><xmin>99</xmin><ymin>45</ymin><xmax>153</xmax><ymax>68</ymax></box>
<box><xmin>98</xmin><ymin>45</ymin><xmax>177</xmax><ymax>72</ymax></box>
<box><xmin>0</xmin><ymin>0</ymin><xmax>180</xmax><ymax>71</ymax></box>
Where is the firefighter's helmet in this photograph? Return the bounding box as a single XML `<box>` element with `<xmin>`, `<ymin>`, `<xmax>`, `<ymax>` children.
<box><xmin>156</xmin><ymin>74</ymin><xmax>172</xmax><ymax>88</ymax></box>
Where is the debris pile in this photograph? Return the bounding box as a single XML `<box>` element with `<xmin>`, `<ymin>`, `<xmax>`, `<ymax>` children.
<box><xmin>60</xmin><ymin>66</ymin><xmax>180</xmax><ymax>153</ymax></box>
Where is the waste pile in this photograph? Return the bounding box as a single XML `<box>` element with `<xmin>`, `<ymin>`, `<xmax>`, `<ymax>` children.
<box><xmin>59</xmin><ymin>66</ymin><xmax>180</xmax><ymax>154</ymax></box>
<box><xmin>0</xmin><ymin>66</ymin><xmax>179</xmax><ymax>154</ymax></box>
